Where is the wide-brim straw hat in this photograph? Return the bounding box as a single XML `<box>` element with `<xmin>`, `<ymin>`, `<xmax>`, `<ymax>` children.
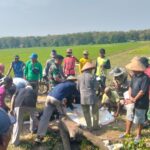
<box><xmin>109</xmin><ymin>67</ymin><xmax>125</xmax><ymax>77</ymax></box>
<box><xmin>66</xmin><ymin>75</ymin><xmax>77</xmax><ymax>81</ymax></box>
<box><xmin>126</xmin><ymin>59</ymin><xmax>146</xmax><ymax>72</ymax></box>
<box><xmin>81</xmin><ymin>62</ymin><xmax>95</xmax><ymax>72</ymax></box>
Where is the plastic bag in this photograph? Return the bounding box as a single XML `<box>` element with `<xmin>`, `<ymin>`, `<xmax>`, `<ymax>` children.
<box><xmin>99</xmin><ymin>107</ymin><xmax>115</xmax><ymax>125</ymax></box>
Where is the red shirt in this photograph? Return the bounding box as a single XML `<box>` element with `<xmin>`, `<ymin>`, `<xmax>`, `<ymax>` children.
<box><xmin>144</xmin><ymin>66</ymin><xmax>150</xmax><ymax>78</ymax></box>
<box><xmin>64</xmin><ymin>56</ymin><xmax>77</xmax><ymax>76</ymax></box>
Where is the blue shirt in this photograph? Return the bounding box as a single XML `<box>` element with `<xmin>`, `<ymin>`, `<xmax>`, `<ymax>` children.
<box><xmin>0</xmin><ymin>109</ymin><xmax>11</xmax><ymax>135</ymax></box>
<box><xmin>48</xmin><ymin>81</ymin><xmax>78</xmax><ymax>101</ymax></box>
<box><xmin>12</xmin><ymin>61</ymin><xmax>25</xmax><ymax>78</ymax></box>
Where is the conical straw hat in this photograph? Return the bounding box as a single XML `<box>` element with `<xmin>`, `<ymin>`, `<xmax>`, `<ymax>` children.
<box><xmin>126</xmin><ymin>59</ymin><xmax>146</xmax><ymax>72</ymax></box>
<box><xmin>81</xmin><ymin>62</ymin><xmax>95</xmax><ymax>72</ymax></box>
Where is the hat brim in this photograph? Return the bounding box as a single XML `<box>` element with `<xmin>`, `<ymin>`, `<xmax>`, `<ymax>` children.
<box><xmin>126</xmin><ymin>63</ymin><xmax>145</xmax><ymax>72</ymax></box>
<box><xmin>81</xmin><ymin>66</ymin><xmax>95</xmax><ymax>72</ymax></box>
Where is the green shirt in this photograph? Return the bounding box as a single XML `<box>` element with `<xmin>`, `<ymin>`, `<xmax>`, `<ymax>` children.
<box><xmin>102</xmin><ymin>91</ymin><xmax>120</xmax><ymax>104</ymax></box>
<box><xmin>24</xmin><ymin>60</ymin><xmax>42</xmax><ymax>81</ymax></box>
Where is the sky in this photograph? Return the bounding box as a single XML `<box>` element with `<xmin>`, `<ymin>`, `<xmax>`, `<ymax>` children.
<box><xmin>0</xmin><ymin>0</ymin><xmax>150</xmax><ymax>37</ymax></box>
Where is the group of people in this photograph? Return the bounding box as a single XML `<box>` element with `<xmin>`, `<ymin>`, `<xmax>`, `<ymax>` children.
<box><xmin>0</xmin><ymin>47</ymin><xmax>149</xmax><ymax>149</ymax></box>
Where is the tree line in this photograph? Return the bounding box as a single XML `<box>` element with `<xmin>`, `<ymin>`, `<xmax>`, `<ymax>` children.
<box><xmin>0</xmin><ymin>29</ymin><xmax>150</xmax><ymax>49</ymax></box>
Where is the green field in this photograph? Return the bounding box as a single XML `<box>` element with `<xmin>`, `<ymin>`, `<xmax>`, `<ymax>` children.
<box><xmin>0</xmin><ymin>41</ymin><xmax>150</xmax><ymax>74</ymax></box>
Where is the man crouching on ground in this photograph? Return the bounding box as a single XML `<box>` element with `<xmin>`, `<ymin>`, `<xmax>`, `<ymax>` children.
<box><xmin>35</xmin><ymin>76</ymin><xmax>79</xmax><ymax>143</ymax></box>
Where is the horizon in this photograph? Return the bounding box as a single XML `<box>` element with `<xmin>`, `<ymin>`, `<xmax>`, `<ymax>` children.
<box><xmin>0</xmin><ymin>28</ymin><xmax>150</xmax><ymax>38</ymax></box>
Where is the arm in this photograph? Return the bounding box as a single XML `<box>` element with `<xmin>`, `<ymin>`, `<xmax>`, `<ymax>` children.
<box><xmin>6</xmin><ymin>63</ymin><xmax>13</xmax><ymax>76</ymax></box>
<box><xmin>10</xmin><ymin>93</ymin><xmax>17</xmax><ymax>114</ymax></box>
<box><xmin>39</xmin><ymin>63</ymin><xmax>43</xmax><ymax>81</ymax></box>
<box><xmin>24</xmin><ymin>62</ymin><xmax>28</xmax><ymax>79</ymax></box>
<box><xmin>94</xmin><ymin>60</ymin><xmax>98</xmax><ymax>74</ymax></box>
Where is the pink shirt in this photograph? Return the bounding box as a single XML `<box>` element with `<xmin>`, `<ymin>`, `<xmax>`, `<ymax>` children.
<box><xmin>64</xmin><ymin>56</ymin><xmax>77</xmax><ymax>76</ymax></box>
<box><xmin>0</xmin><ymin>86</ymin><xmax>6</xmax><ymax>108</ymax></box>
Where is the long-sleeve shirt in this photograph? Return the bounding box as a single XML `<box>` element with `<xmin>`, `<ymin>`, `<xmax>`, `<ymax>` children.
<box><xmin>24</xmin><ymin>60</ymin><xmax>42</xmax><ymax>81</ymax></box>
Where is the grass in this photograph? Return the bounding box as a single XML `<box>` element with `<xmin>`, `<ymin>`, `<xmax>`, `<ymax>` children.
<box><xmin>0</xmin><ymin>41</ymin><xmax>150</xmax><ymax>73</ymax></box>
<box><xmin>2</xmin><ymin>41</ymin><xmax>150</xmax><ymax>150</ymax></box>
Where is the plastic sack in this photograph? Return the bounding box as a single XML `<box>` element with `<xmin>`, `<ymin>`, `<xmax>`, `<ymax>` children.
<box><xmin>99</xmin><ymin>107</ymin><xmax>115</xmax><ymax>125</ymax></box>
<box><xmin>66</xmin><ymin>104</ymin><xmax>115</xmax><ymax>127</ymax></box>
<box><xmin>66</xmin><ymin>104</ymin><xmax>87</xmax><ymax>127</ymax></box>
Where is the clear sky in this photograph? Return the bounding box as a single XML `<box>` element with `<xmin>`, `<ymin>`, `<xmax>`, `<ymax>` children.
<box><xmin>0</xmin><ymin>0</ymin><xmax>150</xmax><ymax>37</ymax></box>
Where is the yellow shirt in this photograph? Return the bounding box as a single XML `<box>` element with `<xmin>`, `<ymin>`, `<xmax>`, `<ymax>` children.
<box><xmin>96</xmin><ymin>57</ymin><xmax>108</xmax><ymax>76</ymax></box>
<box><xmin>101</xmin><ymin>91</ymin><xmax>120</xmax><ymax>104</ymax></box>
<box><xmin>79</xmin><ymin>57</ymin><xmax>92</xmax><ymax>73</ymax></box>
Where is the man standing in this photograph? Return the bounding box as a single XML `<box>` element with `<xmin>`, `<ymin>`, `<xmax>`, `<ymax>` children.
<box><xmin>78</xmin><ymin>62</ymin><xmax>99</xmax><ymax>130</ymax></box>
<box><xmin>63</xmin><ymin>48</ymin><xmax>79</xmax><ymax>77</ymax></box>
<box><xmin>95</xmin><ymin>48</ymin><xmax>111</xmax><ymax>89</ymax></box>
<box><xmin>11</xmin><ymin>85</ymin><xmax>37</xmax><ymax>146</ymax></box>
<box><xmin>79</xmin><ymin>50</ymin><xmax>92</xmax><ymax>73</ymax></box>
<box><xmin>120</xmin><ymin>59</ymin><xmax>149</xmax><ymax>143</ymax></box>
<box><xmin>35</xmin><ymin>76</ymin><xmax>78</xmax><ymax>143</ymax></box>
<box><xmin>43</xmin><ymin>50</ymin><xmax>57</xmax><ymax>78</ymax></box>
<box><xmin>48</xmin><ymin>55</ymin><xmax>64</xmax><ymax>90</ymax></box>
<box><xmin>24</xmin><ymin>53</ymin><xmax>42</xmax><ymax>98</ymax></box>
<box><xmin>7</xmin><ymin>55</ymin><xmax>25</xmax><ymax>78</ymax></box>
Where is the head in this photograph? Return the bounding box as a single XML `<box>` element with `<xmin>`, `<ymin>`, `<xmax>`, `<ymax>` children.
<box><xmin>66</xmin><ymin>48</ymin><xmax>72</xmax><ymax>56</ymax></box>
<box><xmin>140</xmin><ymin>57</ymin><xmax>149</xmax><ymax>68</ymax></box>
<box><xmin>104</xmin><ymin>87</ymin><xmax>112</xmax><ymax>97</ymax></box>
<box><xmin>14</xmin><ymin>55</ymin><xmax>20</xmax><ymax>62</ymax></box>
<box><xmin>50</xmin><ymin>49</ymin><xmax>57</xmax><ymax>58</ymax></box>
<box><xmin>83</xmin><ymin>50</ymin><xmax>89</xmax><ymax>59</ymax></box>
<box><xmin>30</xmin><ymin>53</ymin><xmax>38</xmax><ymax>63</ymax></box>
<box><xmin>55</xmin><ymin>55</ymin><xmax>64</xmax><ymax>65</ymax></box>
<box><xmin>3</xmin><ymin>77</ymin><xmax>13</xmax><ymax>89</ymax></box>
<box><xmin>0</xmin><ymin>64</ymin><xmax>5</xmax><ymax>75</ymax></box>
<box><xmin>99</xmin><ymin>48</ymin><xmax>105</xmax><ymax>58</ymax></box>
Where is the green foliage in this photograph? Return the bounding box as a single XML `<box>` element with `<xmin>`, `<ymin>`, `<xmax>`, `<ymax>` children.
<box><xmin>0</xmin><ymin>29</ymin><xmax>150</xmax><ymax>49</ymax></box>
<box><xmin>121</xmin><ymin>139</ymin><xmax>148</xmax><ymax>150</ymax></box>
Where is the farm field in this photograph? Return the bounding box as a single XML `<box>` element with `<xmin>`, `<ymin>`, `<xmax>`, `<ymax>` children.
<box><xmin>0</xmin><ymin>41</ymin><xmax>150</xmax><ymax>72</ymax></box>
<box><xmin>1</xmin><ymin>41</ymin><xmax>150</xmax><ymax>150</ymax></box>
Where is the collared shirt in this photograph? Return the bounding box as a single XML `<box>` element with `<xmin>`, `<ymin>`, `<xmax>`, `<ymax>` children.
<box><xmin>102</xmin><ymin>91</ymin><xmax>120</xmax><ymax>104</ymax></box>
<box><xmin>24</xmin><ymin>60</ymin><xmax>43</xmax><ymax>81</ymax></box>
<box><xmin>48</xmin><ymin>81</ymin><xmax>78</xmax><ymax>101</ymax></box>
<box><xmin>12</xmin><ymin>61</ymin><xmax>25</xmax><ymax>78</ymax></box>
<box><xmin>48</xmin><ymin>63</ymin><xmax>64</xmax><ymax>87</ymax></box>
<box><xmin>130</xmin><ymin>73</ymin><xmax>149</xmax><ymax>109</ymax></box>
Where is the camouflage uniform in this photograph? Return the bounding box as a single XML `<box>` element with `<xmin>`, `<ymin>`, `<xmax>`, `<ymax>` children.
<box><xmin>48</xmin><ymin>63</ymin><xmax>64</xmax><ymax>90</ymax></box>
